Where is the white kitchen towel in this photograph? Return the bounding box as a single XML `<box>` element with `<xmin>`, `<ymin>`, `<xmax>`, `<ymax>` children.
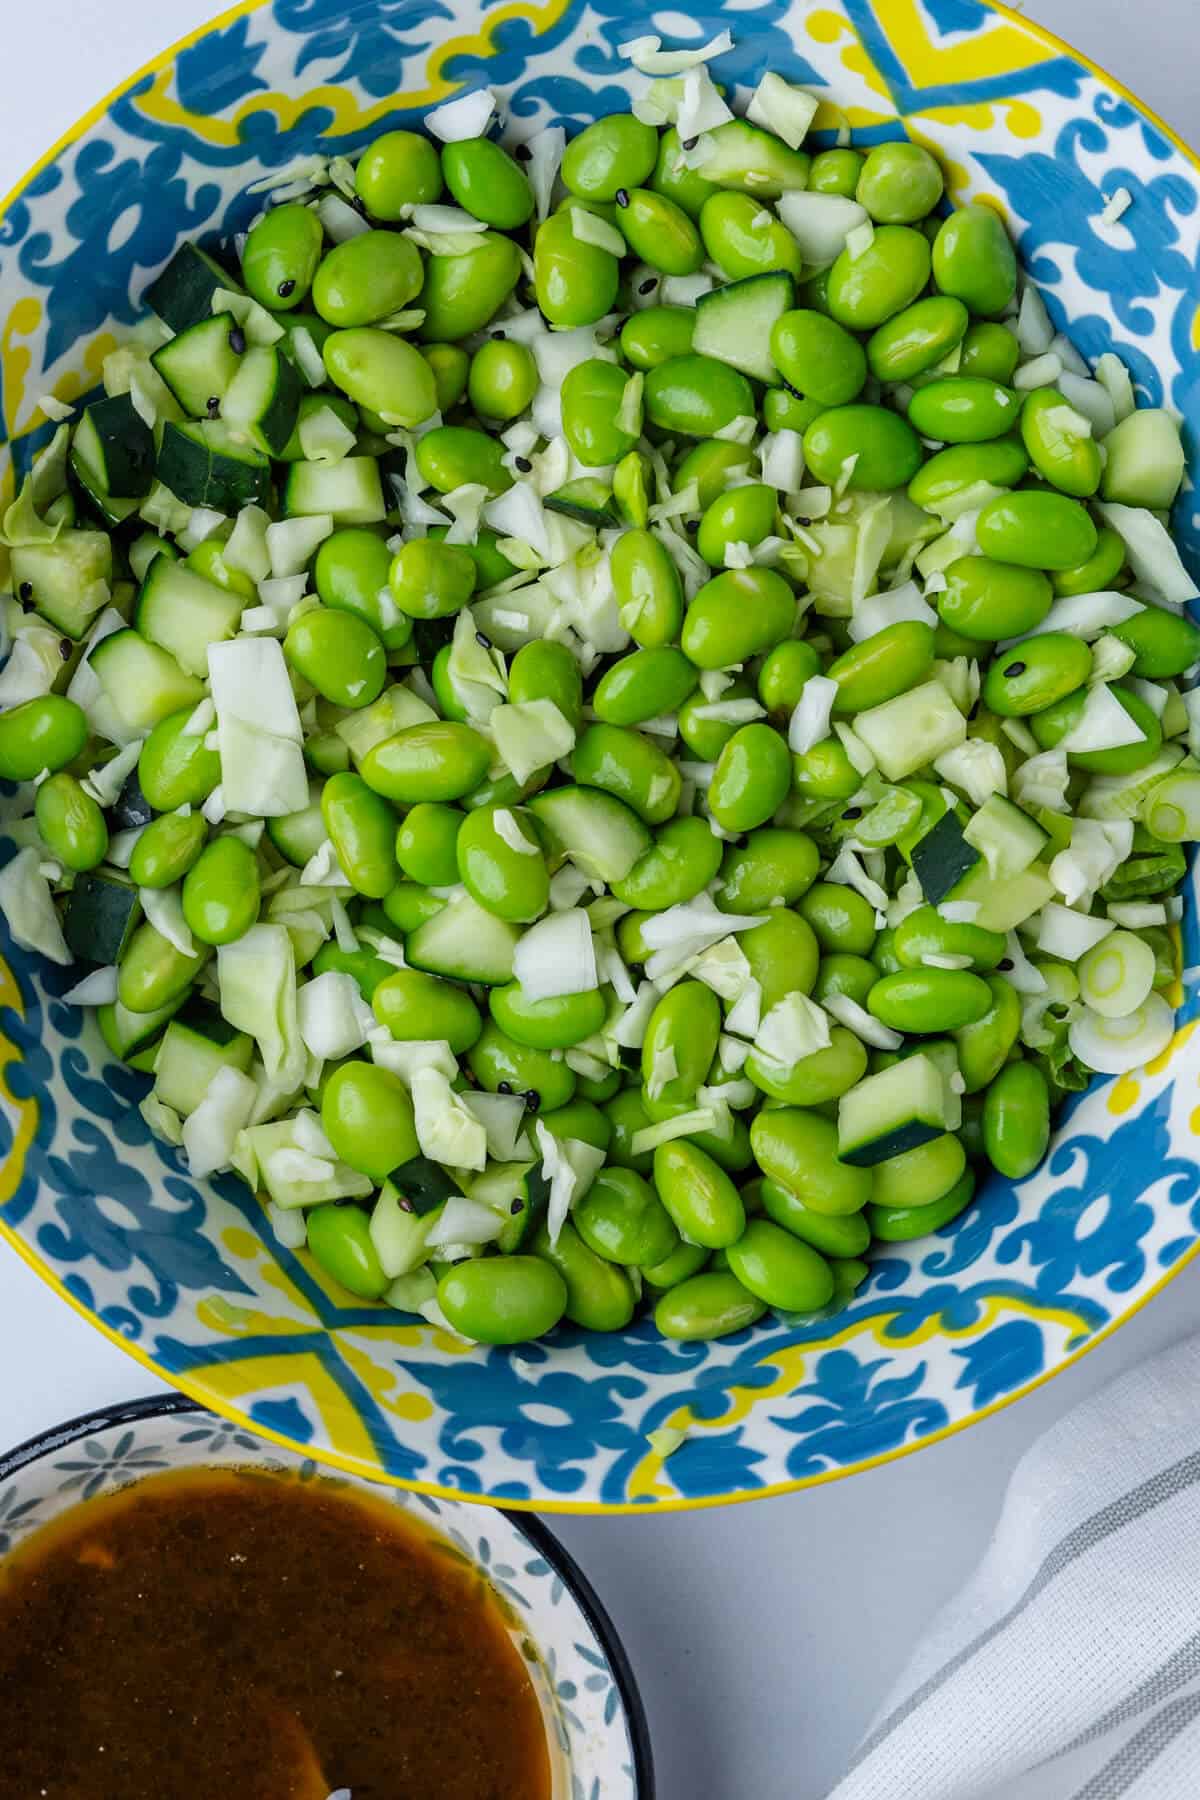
<box><xmin>829</xmin><ymin>1331</ymin><xmax>1200</xmax><ymax>1800</ymax></box>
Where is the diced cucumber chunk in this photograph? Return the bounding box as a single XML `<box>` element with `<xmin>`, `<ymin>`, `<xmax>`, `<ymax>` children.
<box><xmin>406</xmin><ymin>892</ymin><xmax>521</xmax><ymax>985</ymax></box>
<box><xmin>284</xmin><ymin>458</ymin><xmax>386</xmax><ymax>525</ymax></box>
<box><xmin>837</xmin><ymin>1054</ymin><xmax>957</xmax><ymax>1166</ymax></box>
<box><xmin>156</xmin><ymin>419</ymin><xmax>270</xmax><ymax>512</ymax></box>
<box><xmin>693</xmin><ymin>273</ymin><xmax>796</xmax><ymax>383</ymax></box>
<box><xmin>11</xmin><ymin>531</ymin><xmax>114</xmax><ymax>641</ymax></box>
<box><xmin>135</xmin><ymin>555</ymin><xmax>244</xmax><ymax>678</ymax></box>
<box><xmin>154</xmin><ymin>1015</ymin><xmax>254</xmax><ymax>1116</ymax></box>
<box><xmin>151</xmin><ymin>315</ymin><xmax>246</xmax><ymax>419</ymax></box>
<box><xmin>144</xmin><ymin>242</ymin><xmax>241</xmax><ymax>333</ymax></box>
<box><xmin>962</xmin><ymin>794</ymin><xmax>1049</xmax><ymax>879</ymax></box>
<box><xmin>88</xmin><ymin>628</ymin><xmax>206</xmax><ymax>732</ymax></box>
<box><xmin>528</xmin><ymin>786</ymin><xmax>651</xmax><ymax>882</ymax></box>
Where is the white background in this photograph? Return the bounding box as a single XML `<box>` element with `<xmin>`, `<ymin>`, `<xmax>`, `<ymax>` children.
<box><xmin>1</xmin><ymin>5</ymin><xmax>1197</xmax><ymax>1797</ymax></box>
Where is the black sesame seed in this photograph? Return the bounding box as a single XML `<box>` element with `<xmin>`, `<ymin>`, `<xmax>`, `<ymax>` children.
<box><xmin>615</xmin><ymin>188</ymin><xmax>630</xmax><ymax>208</ymax></box>
<box><xmin>277</xmin><ymin>278</ymin><xmax>296</xmax><ymax>298</ymax></box>
<box><xmin>18</xmin><ymin>582</ymin><xmax>33</xmax><ymax>603</ymax></box>
<box><xmin>515</xmin><ymin>455</ymin><xmax>533</xmax><ymax>473</ymax></box>
<box><xmin>397</xmin><ymin>1194</ymin><xmax>415</xmax><ymax>1213</ymax></box>
<box><xmin>638</xmin><ymin>277</ymin><xmax>657</xmax><ymax>296</ymax></box>
<box><xmin>1003</xmin><ymin>661</ymin><xmax>1026</xmax><ymax>678</ymax></box>
<box><xmin>796</xmin><ymin>517</ymin><xmax>812</xmax><ymax>528</ymax></box>
<box><xmin>681</xmin><ymin>136</ymin><xmax>699</xmax><ymax>151</ymax></box>
<box><xmin>206</xmin><ymin>395</ymin><xmax>221</xmax><ymax>416</ymax></box>
<box><xmin>497</xmin><ymin>1081</ymin><xmax>513</xmax><ymax>1095</ymax></box>
<box><xmin>515</xmin><ymin>142</ymin><xmax>532</xmax><ymax>161</ymax></box>
<box><xmin>843</xmin><ymin>806</ymin><xmax>862</xmax><ymax>819</ymax></box>
<box><xmin>492</xmin><ymin>329</ymin><xmax>507</xmax><ymax>340</ymax></box>
<box><xmin>997</xmin><ymin>958</ymin><xmax>1013</xmax><ymax>972</ymax></box>
<box><xmin>59</xmin><ymin>639</ymin><xmax>71</xmax><ymax>660</ymax></box>
<box><xmin>475</xmin><ymin>630</ymin><xmax>492</xmax><ymax>649</ymax></box>
<box><xmin>523</xmin><ymin>1089</ymin><xmax>540</xmax><ymax>1113</ymax></box>
<box><xmin>228</xmin><ymin>325</ymin><xmax>246</xmax><ymax>354</ymax></box>
<box><xmin>510</xmin><ymin>1198</ymin><xmax>524</xmax><ymax>1215</ymax></box>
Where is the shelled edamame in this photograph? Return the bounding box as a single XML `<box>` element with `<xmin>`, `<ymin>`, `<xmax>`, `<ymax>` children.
<box><xmin>1</xmin><ymin>32</ymin><xmax>1197</xmax><ymax>1350</ymax></box>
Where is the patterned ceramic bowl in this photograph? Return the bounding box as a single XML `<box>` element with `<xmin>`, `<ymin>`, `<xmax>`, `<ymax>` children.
<box><xmin>0</xmin><ymin>1394</ymin><xmax>652</xmax><ymax>1797</ymax></box>
<box><xmin>0</xmin><ymin>0</ymin><xmax>1198</xmax><ymax>1514</ymax></box>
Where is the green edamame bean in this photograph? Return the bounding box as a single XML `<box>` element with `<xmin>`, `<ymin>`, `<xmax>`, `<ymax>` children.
<box><xmin>508</xmin><ymin>640</ymin><xmax>584</xmax><ymax>731</ymax></box>
<box><xmin>604</xmin><ymin>1085</ymin><xmax>655</xmax><ymax>1175</ymax></box>
<box><xmin>620</xmin><ymin>306</ymin><xmax>695</xmax><ymax>372</ymax></box>
<box><xmin>678</xmin><ymin>677</ymin><xmax>756</xmax><ymax>761</ymax></box>
<box><xmin>612</xmin><ymin>449</ymin><xmax>650</xmax><ymax>527</ymax></box>
<box><xmin>185</xmin><ymin>539</ymin><xmax>256</xmax><ymax>601</ymax></box>
<box><xmin>356</xmin><ymin>130</ymin><xmax>442</xmax><ymax>219</ymax></box>
<box><xmin>561</xmin><ymin>358</ymin><xmax>640</xmax><ymax>466</ymax></box>
<box><xmin>642</xmin><ymin>981</ymin><xmax>721</xmax><ymax>1107</ymax></box>
<box><xmin>932</xmin><ymin>204</ymin><xmax>1017</xmax><ymax>316</ymax></box>
<box><xmin>908</xmin><ymin>376</ymin><xmax>1020</xmax><ymax>444</ymax></box>
<box><xmin>572</xmin><ymin>723</ymin><xmax>681</xmax><ymax>825</ymax></box>
<box><xmin>381</xmin><ymin>883</ymin><xmax>445</xmax><ymax>934</ymax></box>
<box><xmin>641</xmin><ymin>1241</ymin><xmax>708</xmax><ymax>1295</ymax></box>
<box><xmin>937</xmin><ymin>555</ymin><xmax>1052</xmax><ymax>642</ymax></box>
<box><xmin>395</xmin><ymin>802</ymin><xmax>461</xmax><ymax>887</ymax></box>
<box><xmin>361</xmin><ymin>722</ymin><xmax>491</xmax><ymax>803</ymax></box>
<box><xmin>314</xmin><ymin>528</ymin><xmax>412</xmax><ymax>651</ymax></box>
<box><xmin>285</xmin><ymin>606</ymin><xmax>387</xmax><ymax>709</ymax></box>
<box><xmin>827</xmin><ymin>225</ymin><xmax>931</xmax><ymax>329</ymax></box>
<box><xmin>180</xmin><ymin>837</ymin><xmax>261</xmax><ymax>946</ymax></box>
<box><xmin>682</xmin><ymin>568</ymin><xmax>796</xmax><ymax>670</ymax></box>
<box><xmin>534</xmin><ymin>209</ymin><xmax>620</xmax><ymax>328</ymax></box>
<box><xmin>700</xmin><ymin>192</ymin><xmax>803</xmax><ymax>282</ymax></box>
<box><xmin>644</xmin><ymin>354</ymin><xmax>755</xmax><ymax>439</ymax></box>
<box><xmin>455</xmin><ymin>805</ymin><xmax>549</xmax><ymax>923</ymax></box>
<box><xmin>746</xmin><ymin>1024</ymin><xmax>869</xmax><ymax>1106</ymax></box>
<box><xmin>578</xmin><ymin>1066</ymin><xmax>622</xmax><ymax>1104</ymax></box>
<box><xmin>610</xmin><ymin>529</ymin><xmax>684</xmax><ymax>649</ymax></box>
<box><xmin>467</xmin><ymin>1020</ymin><xmax>577</xmax><ymax>1112</ymax></box>
<box><xmin>958</xmin><ymin>321</ymin><xmax>1020</xmax><ymax>383</ymax></box>
<box><xmin>1020</xmin><ymin>388</ymin><xmax>1102</xmax><ymax>496</ymax></box>
<box><xmin>812</xmin><ymin>955</ymin><xmax>878</xmax><ymax>1007</ymax></box>
<box><xmin>320</xmin><ymin>771</ymin><xmax>397</xmax><ymax>899</ymax></box>
<box><xmin>322</xmin><ymin>327</ymin><xmax>437</xmax><ymax>427</ymax></box>
<box><xmin>709</xmin><ymin>724</ymin><xmax>792</xmax><ymax>833</ymax></box>
<box><xmin>695</xmin><ymin>485</ymin><xmax>777</xmax><ymax>567</ymax></box>
<box><xmin>982</xmin><ymin>633</ymin><xmax>1093</xmax><ymax>715</ymax></box>
<box><xmin>467</xmin><ymin>338</ymin><xmax>537</xmax><ymax>422</ymax></box>
<box><xmin>1109</xmin><ymin>607</ymin><xmax>1200</xmax><ymax>680</ymax></box>
<box><xmin>894</xmin><ymin>904</ymin><xmax>1005</xmax><ymax>970</ymax></box>
<box><xmin>763</xmin><ymin>388</ymin><xmax>826</xmax><ymax>434</ymax></box>
<box><xmin>321</xmin><ymin>1060</ymin><xmax>419</xmax><ymax>1182</ymax></box>
<box><xmin>1031</xmin><ymin>681</ymin><xmax>1162</xmax><ymax>773</ymax></box>
<box><xmin>760</xmin><ymin>1176</ymin><xmax>871</xmax><ymax>1256</ymax></box>
<box><xmin>421</xmin><ymin>342</ymin><xmax>470</xmax><ymax>413</ymax></box>
<box><xmin>803</xmin><ymin>404</ymin><xmax>923</xmax><ymax>491</ymax></box>
<box><xmin>0</xmin><ymin>695</ymin><xmax>87</xmax><ymax>781</ymax></box>
<box><xmin>242</xmin><ymin>203</ymin><xmax>324</xmax><ymax>310</ymax></box>
<box><xmin>618</xmin><ymin>188</ymin><xmax>703</xmax><ymax>275</ymax></box>
<box><xmin>907</xmin><ymin>438</ymin><xmax>1029</xmax><ymax>512</ymax></box>
<box><xmin>532</xmin><ymin>1222</ymin><xmax>636</xmax><ymax>1332</ymax></box>
<box><xmin>419</xmin><ymin>232</ymin><xmax>523</xmax><ymax>339</ymax></box>
<box><xmin>856</xmin><ymin>141</ymin><xmax>943</xmax><ymax>223</ymax></box>
<box><xmin>975</xmin><ymin>490</ymin><xmax>1098</xmax><ymax>570</ymax></box>
<box><xmin>307</xmin><ymin>1204</ymin><xmax>388</xmax><ymax>1301</ymax></box>
<box><xmin>137</xmin><ymin>707</ymin><xmax>221</xmax><ymax>811</ymax></box>
<box><xmin>826</xmin><ymin>620</ymin><xmax>935</xmax><ymax>712</ymax></box>
<box><xmin>563</xmin><ymin>113</ymin><xmax>658</xmax><ymax>199</ymax></box>
<box><xmin>655</xmin><ymin>1269</ymin><xmax>767</xmax><ymax>1339</ymax></box>
<box><xmin>717</xmin><ymin>828</ymin><xmax>820</xmax><ymax>915</ymax></box>
<box><xmin>868</xmin><ymin>1167</ymin><xmax>975</xmax><ymax>1241</ymax></box>
<box><xmin>873</xmin><ymin>1132</ymin><xmax>966</xmax><ymax>1210</ymax></box>
<box><xmin>741</xmin><ymin>911</ymin><xmax>821</xmax><ymax>1009</ymax></box>
<box><xmin>574</xmin><ymin>1166</ymin><xmax>680</xmax><ymax>1268</ymax></box>
<box><xmin>34</xmin><ymin>773</ymin><xmax>108</xmax><ymax>873</ymax></box>
<box><xmin>750</xmin><ymin>1108</ymin><xmax>872</xmax><ymax>1216</ymax></box>
<box><xmin>277</xmin><ymin>392</ymin><xmax>360</xmax><ymax>463</ymax></box>
<box><xmin>757</xmin><ymin>642</ymin><xmax>822</xmax><ymax>723</ymax></box>
<box><xmin>306</xmin><ymin>731</ymin><xmax>352</xmax><ymax>777</ymax></box>
<box><xmin>127</xmin><ymin>811</ymin><xmax>206</xmax><ymax>889</ymax></box>
<box><xmin>312</xmin><ymin>940</ymin><xmax>394</xmax><ymax>1001</ymax></box>
<box><xmin>118</xmin><ymin>922</ymin><xmax>203</xmax><ymax>1013</ymax></box>
<box><xmin>790</xmin><ymin>738</ymin><xmax>862</xmax><ymax>803</ymax></box>
<box><xmin>674</xmin><ymin>439</ymin><xmax>756</xmax><ymax>509</ymax></box>
<box><xmin>489</xmin><ymin>982</ymin><xmax>608</xmax><ymax>1050</ymax></box>
<box><xmin>953</xmin><ymin>972</ymin><xmax>1020</xmax><ymax>1093</ymax></box>
<box><xmin>312</xmin><ymin>231</ymin><xmax>423</xmax><ymax>327</ymax></box>
<box><xmin>868</xmin><ymin>968</ymin><xmax>991</xmax><ymax>1033</ymax></box>
<box><xmin>983</xmin><ymin>1059</ymin><xmax>1050</xmax><ymax>1178</ymax></box>
<box><xmin>872</xmin><ymin>926</ymin><xmax>904</xmax><ymax>976</ymax></box>
<box><xmin>867</xmin><ymin>295</ymin><xmax>969</xmax><ymax>383</ymax></box>
<box><xmin>653</xmin><ymin>1140</ymin><xmax>746</xmax><ymax>1249</ymax></box>
<box><xmin>388</xmin><ymin>539</ymin><xmax>478</xmax><ymax>621</ymax></box>
<box><xmin>1051</xmin><ymin>523</ymin><xmax>1125</xmax><ymax>598</ymax></box>
<box><xmin>442</xmin><ymin>138</ymin><xmax>534</xmax><ymax>228</ymax></box>
<box><xmin>374</xmin><ymin>966</ymin><xmax>480</xmax><ymax>1051</ymax></box>
<box><xmin>417</xmin><ymin>424</ymin><xmax>511</xmax><ymax>497</ymax></box>
<box><xmin>809</xmin><ymin>148</ymin><xmax>865</xmax><ymax>196</ymax></box>
<box><xmin>438</xmin><ymin>1255</ymin><xmax>568</xmax><ymax>1344</ymax></box>
<box><xmin>593</xmin><ymin>648</ymin><xmax>698</xmax><ymax>728</ymax></box>
<box><xmin>612</xmin><ymin>816</ymin><xmax>723</xmax><ymax>911</ymax></box>
<box><xmin>727</xmin><ymin>1218</ymin><xmax>834</xmax><ymax>1313</ymax></box>
<box><xmin>798</xmin><ymin>883</ymin><xmax>877</xmax><ymax>956</ymax></box>
<box><xmin>649</xmin><ymin>126</ymin><xmax>719</xmax><ymax>217</ymax></box>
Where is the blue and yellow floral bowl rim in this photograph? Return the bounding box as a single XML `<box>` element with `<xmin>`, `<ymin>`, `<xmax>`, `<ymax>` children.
<box><xmin>0</xmin><ymin>0</ymin><xmax>1198</xmax><ymax>1514</ymax></box>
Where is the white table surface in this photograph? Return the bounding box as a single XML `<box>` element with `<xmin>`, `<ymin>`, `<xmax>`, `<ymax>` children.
<box><xmin>2</xmin><ymin>6</ymin><xmax>1197</xmax><ymax>1796</ymax></box>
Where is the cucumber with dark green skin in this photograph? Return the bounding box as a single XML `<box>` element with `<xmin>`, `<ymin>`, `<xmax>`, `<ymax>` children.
<box><xmin>222</xmin><ymin>343</ymin><xmax>304</xmax><ymax>455</ymax></box>
<box><xmin>151</xmin><ymin>314</ymin><xmax>246</xmax><ymax>418</ymax></box>
<box><xmin>111</xmin><ymin>769</ymin><xmax>156</xmax><ymax>831</ymax></box>
<box><xmin>153</xmin><ymin>1011</ymin><xmax>255</xmax><ymax>1115</ymax></box>
<box><xmin>545</xmin><ymin>477</ymin><xmax>617</xmax><ymax>523</ymax></box>
<box><xmin>144</xmin><ymin>242</ymin><xmax>241</xmax><ymax>333</ymax></box>
<box><xmin>156</xmin><ymin>419</ymin><xmax>270</xmax><ymax>511</ymax></box>
<box><xmin>9</xmin><ymin>531</ymin><xmax>114</xmax><ymax>640</ymax></box>
<box><xmin>71</xmin><ymin>394</ymin><xmax>156</xmax><ymax>498</ymax></box>
<box><xmin>98</xmin><ymin>995</ymin><xmax>183</xmax><ymax>1060</ymax></box>
<box><xmin>390</xmin><ymin>1155</ymin><xmax>462</xmax><ymax>1216</ymax></box>
<box><xmin>63</xmin><ymin>872</ymin><xmax>141</xmax><ymax>965</ymax></box>
<box><xmin>910</xmin><ymin>810</ymin><xmax>982</xmax><ymax>905</ymax></box>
